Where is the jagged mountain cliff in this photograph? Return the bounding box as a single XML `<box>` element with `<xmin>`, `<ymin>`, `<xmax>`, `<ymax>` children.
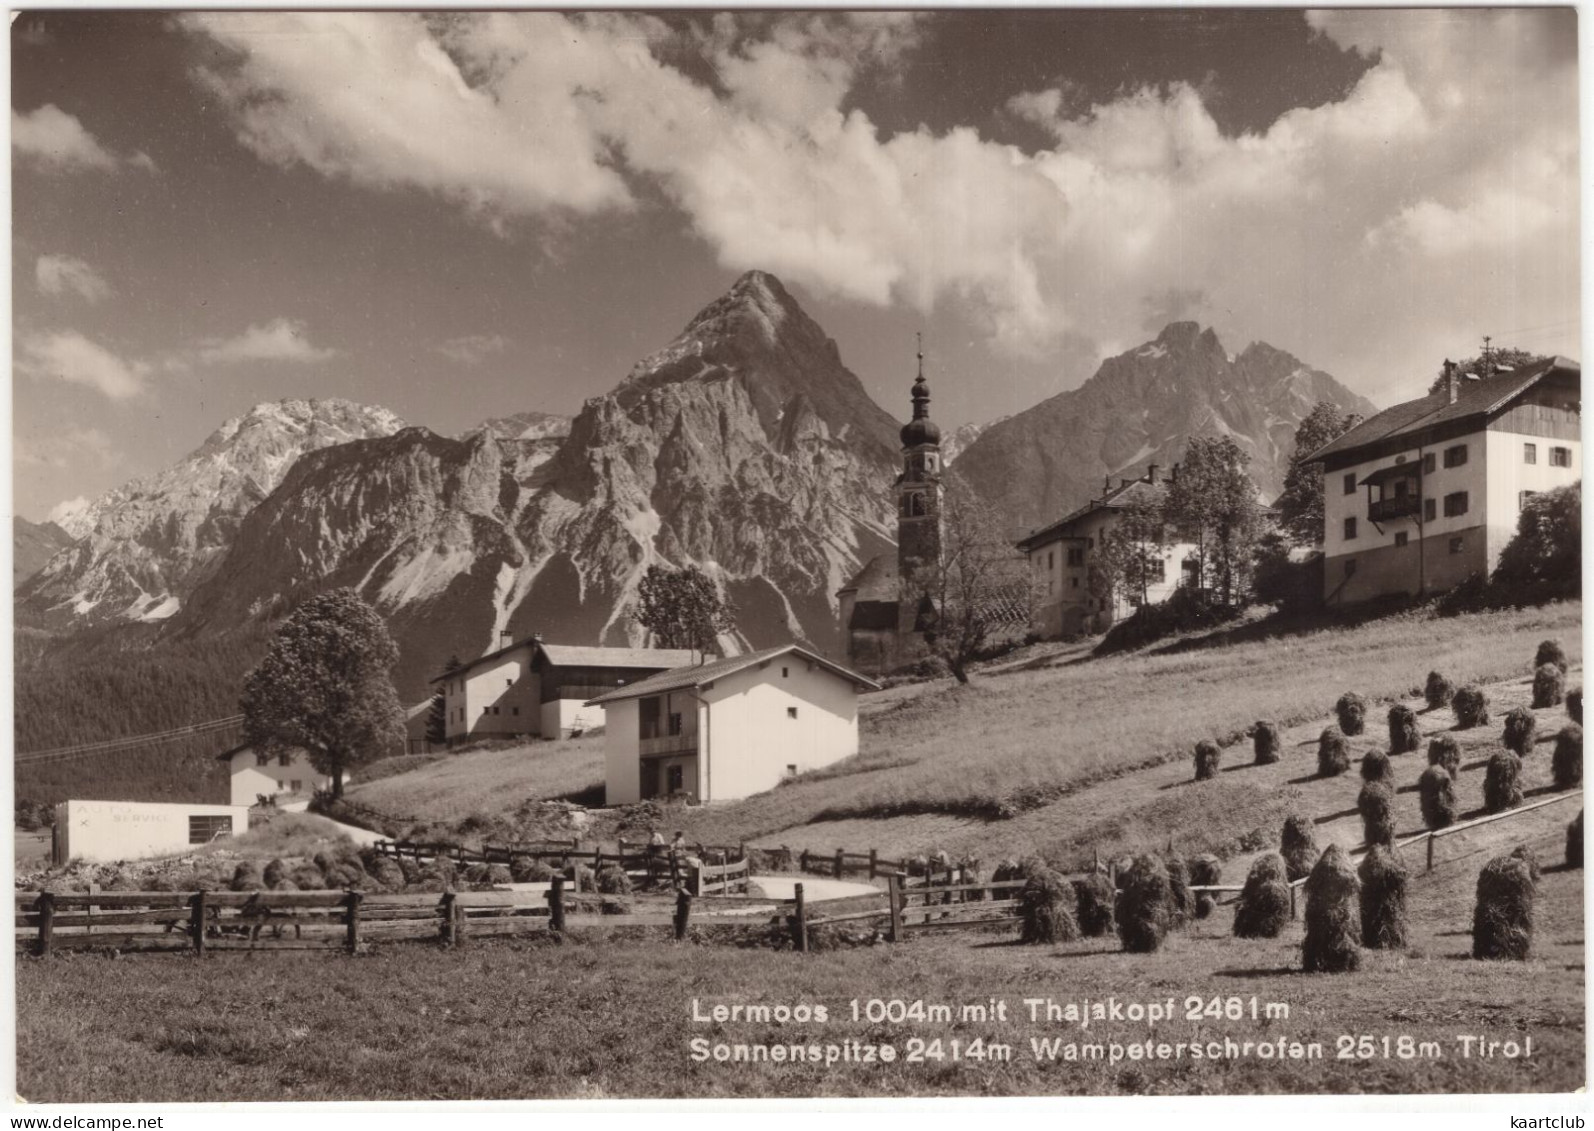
<box><xmin>170</xmin><ymin>272</ymin><xmax>903</xmax><ymax>698</ymax></box>
<box><xmin>13</xmin><ymin>517</ymin><xmax>74</xmax><ymax>589</ymax></box>
<box><xmin>17</xmin><ymin>399</ymin><xmax>406</xmax><ymax>627</ymax></box>
<box><xmin>954</xmin><ymin>323</ymin><xmax>1378</xmax><ymax>533</ymax></box>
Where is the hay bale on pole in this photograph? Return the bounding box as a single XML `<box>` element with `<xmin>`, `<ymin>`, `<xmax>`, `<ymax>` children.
<box><xmin>1533</xmin><ymin>663</ymin><xmax>1566</xmax><ymax>710</ymax></box>
<box><xmin>1388</xmin><ymin>704</ymin><xmax>1420</xmax><ymax>754</ymax></box>
<box><xmin>1253</xmin><ymin>721</ymin><xmax>1282</xmax><ymax>765</ymax></box>
<box><xmin>1567</xmin><ymin>811</ymin><xmax>1584</xmax><ymax>870</ymax></box>
<box><xmin>1187</xmin><ymin>854</ymin><xmax>1221</xmax><ymax>919</ymax></box>
<box><xmin>1302</xmin><ymin>844</ymin><xmax>1361</xmax><ymax>973</ymax></box>
<box><xmin>1018</xmin><ymin>866</ymin><xmax>1079</xmax><ymax>944</ymax></box>
<box><xmin>1472</xmin><ymin>854</ymin><xmax>1535</xmax><ymax>960</ymax></box>
<box><xmin>1483</xmin><ymin>751</ymin><xmax>1524</xmax><ymax>814</ymax></box>
<box><xmin>1358</xmin><ymin>781</ymin><xmax>1396</xmax><ymax>847</ymax></box>
<box><xmin>1569</xmin><ymin>687</ymin><xmax>1583</xmax><ymax>726</ymax></box>
<box><xmin>1335</xmin><ymin>693</ymin><xmax>1368</xmax><ymax>736</ymax></box>
<box><xmin>1453</xmin><ymin>686</ymin><xmax>1490</xmax><ymax>729</ymax></box>
<box><xmin>1318</xmin><ymin>727</ymin><xmax>1351</xmax><ymax>778</ymax></box>
<box><xmin>1116</xmin><ymin>855</ymin><xmax>1172</xmax><ymax>954</ymax></box>
<box><xmin>1232</xmin><ymin>854</ymin><xmax>1291</xmax><ymax>939</ymax></box>
<box><xmin>1357</xmin><ymin>845</ymin><xmax>1408</xmax><ymax>950</ymax></box>
<box><xmin>1418</xmin><ymin>764</ymin><xmax>1457</xmax><ymax>830</ymax></box>
<box><xmin>1360</xmin><ymin>749</ymin><xmax>1393</xmax><ymax>784</ymax></box>
<box><xmin>1509</xmin><ymin>845</ymin><xmax>1541</xmax><ymax>883</ymax></box>
<box><xmin>1427</xmin><ymin>735</ymin><xmax>1462</xmax><ymax>778</ymax></box>
<box><xmin>1281</xmin><ymin>813</ymin><xmax>1318</xmax><ymax>882</ymax></box>
<box><xmin>1165</xmin><ymin>857</ymin><xmax>1193</xmax><ymax>928</ymax></box>
<box><xmin>1424</xmin><ymin>671</ymin><xmax>1455</xmax><ymax>711</ymax></box>
<box><xmin>1552</xmin><ymin>723</ymin><xmax>1582</xmax><ymax>790</ymax></box>
<box><xmin>1502</xmin><ymin>707</ymin><xmax>1537</xmax><ymax>757</ymax></box>
<box><xmin>1071</xmin><ymin>872</ymin><xmax>1116</xmax><ymax>937</ymax></box>
<box><xmin>1193</xmin><ymin>740</ymin><xmax>1221</xmax><ymax>782</ymax></box>
<box><xmin>1535</xmin><ymin>638</ymin><xmax>1568</xmax><ymax>673</ymax></box>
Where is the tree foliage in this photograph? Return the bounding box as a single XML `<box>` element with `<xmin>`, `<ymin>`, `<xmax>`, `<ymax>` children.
<box><xmin>426</xmin><ymin>654</ymin><xmax>461</xmax><ymax>746</ymax></box>
<box><xmin>1093</xmin><ymin>488</ymin><xmax>1168</xmax><ymax>611</ymax></box>
<box><xmin>909</xmin><ymin>479</ymin><xmax>1030</xmax><ymax>684</ymax></box>
<box><xmin>1276</xmin><ymin>402</ymin><xmax>1363</xmax><ymax>546</ymax></box>
<box><xmin>633</xmin><ymin>564</ymin><xmax>738</xmax><ymax>653</ymax></box>
<box><xmin>1492</xmin><ymin>482</ymin><xmax>1581</xmax><ymax>599</ymax></box>
<box><xmin>1163</xmin><ymin>436</ymin><xmax>1266</xmax><ymax>605</ymax></box>
<box><xmin>240</xmin><ymin>588</ymin><xmax>405</xmax><ymax>799</ymax></box>
<box><xmin>1428</xmin><ymin>347</ymin><xmax>1545</xmax><ymax>393</ymax></box>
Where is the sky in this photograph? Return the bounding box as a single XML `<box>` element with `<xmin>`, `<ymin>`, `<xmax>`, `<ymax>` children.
<box><xmin>10</xmin><ymin>8</ymin><xmax>1582</xmax><ymax>522</ymax></box>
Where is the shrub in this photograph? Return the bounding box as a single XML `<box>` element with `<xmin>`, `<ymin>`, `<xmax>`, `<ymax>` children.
<box><xmin>1502</xmin><ymin>707</ymin><xmax>1537</xmax><ymax>756</ymax></box>
<box><xmin>1552</xmin><ymin>724</ymin><xmax>1583</xmax><ymax>790</ymax></box>
<box><xmin>1387</xmin><ymin>704</ymin><xmax>1420</xmax><ymax>755</ymax></box>
<box><xmin>1567</xmin><ymin>811</ymin><xmax>1584</xmax><ymax>870</ymax></box>
<box><xmin>1360</xmin><ymin>750</ymin><xmax>1392</xmax><ymax>784</ymax></box>
<box><xmin>1427</xmin><ymin>735</ymin><xmax>1462</xmax><ymax>778</ymax></box>
<box><xmin>1280</xmin><ymin>814</ymin><xmax>1318</xmax><ymax>882</ymax></box>
<box><xmin>1424</xmin><ymin>671</ymin><xmax>1455</xmax><ymax>710</ymax></box>
<box><xmin>1253</xmin><ymin>721</ymin><xmax>1282</xmax><ymax>765</ymax></box>
<box><xmin>1193</xmin><ymin>740</ymin><xmax>1221</xmax><ymax>782</ymax></box>
<box><xmin>1232</xmin><ymin>854</ymin><xmax>1292</xmax><ymax>939</ymax></box>
<box><xmin>1533</xmin><ymin>663</ymin><xmax>1566</xmax><ymax>710</ymax></box>
<box><xmin>510</xmin><ymin>856</ymin><xmax>555</xmax><ymax>883</ymax></box>
<box><xmin>1483</xmin><ymin>752</ymin><xmax>1524</xmax><ymax>814</ymax></box>
<box><xmin>1358</xmin><ymin>781</ymin><xmax>1396</xmax><ymax>847</ymax></box>
<box><xmin>1453</xmin><ymin>686</ymin><xmax>1489</xmax><ymax>729</ymax></box>
<box><xmin>1569</xmin><ymin>687</ymin><xmax>1583</xmax><ymax>725</ymax></box>
<box><xmin>1018</xmin><ymin>867</ymin><xmax>1080</xmax><ymax>944</ymax></box>
<box><xmin>1357</xmin><ymin>845</ymin><xmax>1408</xmax><ymax>950</ymax></box>
<box><xmin>1317</xmin><ymin>727</ymin><xmax>1351</xmax><ymax>778</ymax></box>
<box><xmin>1187</xmin><ymin>854</ymin><xmax>1222</xmax><ymax>919</ymax></box>
<box><xmin>1116</xmin><ymin>855</ymin><xmax>1173</xmax><ymax>954</ymax></box>
<box><xmin>1509</xmin><ymin>845</ymin><xmax>1541</xmax><ymax>883</ymax></box>
<box><xmin>1418</xmin><ymin>765</ymin><xmax>1458</xmax><ymax>830</ymax></box>
<box><xmin>1335</xmin><ymin>693</ymin><xmax>1367</xmax><ymax>736</ymax></box>
<box><xmin>1472</xmin><ymin>855</ymin><xmax>1535</xmax><ymax>960</ymax></box>
<box><xmin>229</xmin><ymin>862</ymin><xmax>263</xmax><ymax>892</ymax></box>
<box><xmin>262</xmin><ymin>858</ymin><xmax>286</xmax><ymax>888</ymax></box>
<box><xmin>1535</xmin><ymin>638</ymin><xmax>1568</xmax><ymax>673</ymax></box>
<box><xmin>1302</xmin><ymin>845</ymin><xmax>1361</xmax><ymax>973</ymax></box>
<box><xmin>1071</xmin><ymin>873</ymin><xmax>1116</xmax><ymax>938</ymax></box>
<box><xmin>1165</xmin><ymin>857</ymin><xmax>1192</xmax><ymax>928</ymax></box>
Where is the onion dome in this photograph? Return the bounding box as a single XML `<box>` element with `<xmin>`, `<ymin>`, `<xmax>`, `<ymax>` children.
<box><xmin>900</xmin><ymin>374</ymin><xmax>941</xmax><ymax>447</ymax></box>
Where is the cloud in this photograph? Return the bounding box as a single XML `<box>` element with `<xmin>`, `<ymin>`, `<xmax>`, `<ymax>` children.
<box><xmin>16</xmin><ymin>331</ymin><xmax>150</xmax><ymax>399</ymax></box>
<box><xmin>16</xmin><ymin>431</ymin><xmax>117</xmax><ymax>471</ymax></box>
<box><xmin>12</xmin><ymin>104</ymin><xmax>154</xmax><ymax>172</ymax></box>
<box><xmin>198</xmin><ymin>318</ymin><xmax>337</xmax><ymax>365</ymax></box>
<box><xmin>435</xmin><ymin>333</ymin><xmax>510</xmax><ymax>365</ymax></box>
<box><xmin>36</xmin><ymin>254</ymin><xmax>112</xmax><ymax>302</ymax></box>
<box><xmin>181</xmin><ymin>10</ymin><xmax>1580</xmax><ymax>388</ymax></box>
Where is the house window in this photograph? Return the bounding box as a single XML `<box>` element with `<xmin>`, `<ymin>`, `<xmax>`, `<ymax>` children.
<box><xmin>1344</xmin><ymin>559</ymin><xmax>1357</xmax><ymax>578</ymax></box>
<box><xmin>1443</xmin><ymin>444</ymin><xmax>1468</xmax><ymax>468</ymax></box>
<box><xmin>1423</xmin><ymin>498</ymin><xmax>1437</xmax><ymax>523</ymax></box>
<box><xmin>255</xmin><ymin>750</ymin><xmax>272</xmax><ymax>767</ymax></box>
<box><xmin>1422</xmin><ymin>453</ymin><xmax>1436</xmax><ymax>474</ymax></box>
<box><xmin>506</xmin><ymin>678</ymin><xmax>513</xmax><ymax>687</ymax></box>
<box><xmin>782</xmin><ymin>667</ymin><xmax>789</xmax><ymax>678</ymax></box>
<box><xmin>1048</xmin><ymin>580</ymin><xmax>1055</xmax><ymax>595</ymax></box>
<box><xmin>1524</xmin><ymin>443</ymin><xmax>1538</xmax><ymax>464</ymax></box>
<box><xmin>787</xmin><ymin>707</ymin><xmax>798</xmax><ymax>719</ymax></box>
<box><xmin>1047</xmin><ymin>551</ymin><xmax>1054</xmax><ymax>570</ymax></box>
<box><xmin>512</xmin><ymin>707</ymin><xmax>519</xmax><ymax>716</ymax></box>
<box><xmin>666</xmin><ymin>765</ymin><xmax>684</xmax><ymax>793</ymax></box>
<box><xmin>1343</xmin><ymin>473</ymin><xmax>1356</xmax><ymax>495</ymax></box>
<box><xmin>1443</xmin><ymin>491</ymin><xmax>1469</xmax><ymax>517</ymax></box>
<box><xmin>290</xmin><ymin>780</ymin><xmax>302</xmax><ymax>793</ymax></box>
<box><xmin>1071</xmin><ymin>577</ymin><xmax>1079</xmax><ymax>588</ymax></box>
<box><xmin>1343</xmin><ymin>517</ymin><xmax>1358</xmax><ymax>540</ymax></box>
<box><xmin>279</xmin><ymin>752</ymin><xmax>291</xmax><ymax>767</ymax></box>
<box><xmin>1066</xmin><ymin>547</ymin><xmax>1085</xmax><ymax>567</ymax></box>
<box><xmin>1449</xmin><ymin>536</ymin><xmax>1465</xmax><ymax>555</ymax></box>
<box><xmin>188</xmin><ymin>815</ymin><xmax>233</xmax><ymax>845</ymax></box>
<box><xmin>1148</xmin><ymin>559</ymin><xmax>1166</xmax><ymax>582</ymax></box>
<box><xmin>1551</xmin><ymin>446</ymin><xmax>1572</xmax><ymax>467</ymax></box>
<box><xmin>1394</xmin><ymin>531</ymin><xmax>1409</xmax><ymax>548</ymax></box>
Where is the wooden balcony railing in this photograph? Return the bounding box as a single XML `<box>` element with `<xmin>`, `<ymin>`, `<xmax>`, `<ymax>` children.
<box><xmin>639</xmin><ymin>733</ymin><xmax>699</xmax><ymax>757</ymax></box>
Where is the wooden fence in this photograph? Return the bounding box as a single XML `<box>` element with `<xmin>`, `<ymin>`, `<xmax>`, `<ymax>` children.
<box><xmin>377</xmin><ymin>838</ymin><xmax>751</xmax><ymax>895</ymax></box>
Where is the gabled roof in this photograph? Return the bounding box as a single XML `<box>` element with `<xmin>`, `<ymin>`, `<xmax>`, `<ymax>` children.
<box><xmin>1306</xmin><ymin>357</ymin><xmax>1578</xmax><ymax>464</ymax></box>
<box><xmin>1017</xmin><ymin>477</ymin><xmax>1165</xmax><ymax>551</ymax></box>
<box><xmin>838</xmin><ymin>553</ymin><xmax>897</xmax><ymax>602</ymax></box>
<box><xmin>432</xmin><ymin>640</ymin><xmax>695</xmax><ymax>683</ymax></box>
<box><xmin>584</xmin><ymin>643</ymin><xmax>880</xmax><ymax>706</ymax></box>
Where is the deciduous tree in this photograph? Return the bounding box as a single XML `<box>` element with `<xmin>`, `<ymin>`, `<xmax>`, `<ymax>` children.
<box><xmin>240</xmin><ymin>588</ymin><xmax>405</xmax><ymax>799</ymax></box>
<box><xmin>426</xmin><ymin>654</ymin><xmax>460</xmax><ymax>747</ymax></box>
<box><xmin>1276</xmin><ymin>402</ymin><xmax>1363</xmax><ymax>546</ymax></box>
<box><xmin>634</xmin><ymin>564</ymin><xmax>738</xmax><ymax>654</ymax></box>
<box><xmin>1164</xmin><ymin>436</ymin><xmax>1266</xmax><ymax>605</ymax></box>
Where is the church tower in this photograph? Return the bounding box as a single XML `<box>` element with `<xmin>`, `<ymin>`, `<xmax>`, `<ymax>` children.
<box><xmin>897</xmin><ymin>339</ymin><xmax>944</xmax><ymax>594</ymax></box>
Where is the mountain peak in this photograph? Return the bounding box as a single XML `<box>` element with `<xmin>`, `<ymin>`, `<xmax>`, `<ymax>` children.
<box><xmin>1155</xmin><ymin>321</ymin><xmax>1223</xmax><ymax>352</ymax></box>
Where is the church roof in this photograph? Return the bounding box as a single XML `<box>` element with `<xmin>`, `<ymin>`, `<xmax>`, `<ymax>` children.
<box><xmin>838</xmin><ymin>554</ymin><xmax>898</xmax><ymax>601</ymax></box>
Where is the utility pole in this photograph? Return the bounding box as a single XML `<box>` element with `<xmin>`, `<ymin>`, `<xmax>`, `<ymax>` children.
<box><xmin>1481</xmin><ymin>336</ymin><xmax>1494</xmax><ymax>378</ymax></box>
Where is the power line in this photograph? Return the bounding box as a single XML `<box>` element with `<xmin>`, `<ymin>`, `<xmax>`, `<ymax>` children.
<box><xmin>16</xmin><ymin>715</ymin><xmax>246</xmax><ymax>765</ymax></box>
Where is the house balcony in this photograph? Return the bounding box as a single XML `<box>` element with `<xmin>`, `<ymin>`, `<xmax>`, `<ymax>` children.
<box><xmin>639</xmin><ymin>733</ymin><xmax>700</xmax><ymax>758</ymax></box>
<box><xmin>1369</xmin><ymin>495</ymin><xmax>1422</xmax><ymax>523</ymax></box>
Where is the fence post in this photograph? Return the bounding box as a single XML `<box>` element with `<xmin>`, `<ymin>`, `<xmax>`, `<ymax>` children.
<box><xmin>674</xmin><ymin>889</ymin><xmax>692</xmax><ymax>942</ymax></box>
<box><xmin>869</xmin><ymin>849</ymin><xmax>878</xmax><ymax>880</ymax></box>
<box><xmin>792</xmin><ymin>883</ymin><xmax>808</xmax><ymax>953</ymax></box>
<box><xmin>345</xmin><ymin>891</ymin><xmax>363</xmax><ymax>954</ymax></box>
<box><xmin>835</xmin><ymin>848</ymin><xmax>845</xmax><ymax>880</ymax></box>
<box><xmin>1426</xmin><ymin>834</ymin><xmax>1436</xmax><ymax>873</ymax></box>
<box><xmin>617</xmin><ymin>838</ymin><xmax>627</xmax><ymax>867</ymax></box>
<box><xmin>441</xmin><ymin>892</ymin><xmax>458</xmax><ymax>945</ymax></box>
<box><xmin>36</xmin><ymin>892</ymin><xmax>55</xmax><ymax>958</ymax></box>
<box><xmin>886</xmin><ymin>873</ymin><xmax>902</xmax><ymax>943</ymax></box>
<box><xmin>549</xmin><ymin>874</ymin><xmax>566</xmax><ymax>933</ymax></box>
<box><xmin>594</xmin><ymin>844</ymin><xmax>603</xmax><ymax>873</ymax></box>
<box><xmin>1290</xmin><ymin>884</ymin><xmax>1298</xmax><ymax>919</ymax></box>
<box><xmin>800</xmin><ymin>849</ymin><xmax>809</xmax><ymax>874</ymax></box>
<box><xmin>191</xmin><ymin>891</ymin><xmax>207</xmax><ymax>956</ymax></box>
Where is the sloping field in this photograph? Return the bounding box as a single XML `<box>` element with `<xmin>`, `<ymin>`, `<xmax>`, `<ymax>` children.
<box><xmin>347</xmin><ymin>735</ymin><xmax>604</xmax><ymax>824</ymax></box>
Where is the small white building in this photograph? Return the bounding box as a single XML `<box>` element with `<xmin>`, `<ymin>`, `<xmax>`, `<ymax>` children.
<box><xmin>217</xmin><ymin>744</ymin><xmax>343</xmax><ymax>807</ymax></box>
<box><xmin>588</xmin><ymin>644</ymin><xmax>880</xmax><ymax>805</ymax></box>
<box><xmin>52</xmin><ymin>799</ymin><xmax>250</xmax><ymax>865</ymax></box>
<box><xmin>1306</xmin><ymin>357</ymin><xmax>1580</xmax><ymax>604</ymax></box>
<box><xmin>1017</xmin><ymin>466</ymin><xmax>1202</xmax><ymax>637</ymax></box>
<box><xmin>434</xmin><ymin>638</ymin><xmax>697</xmax><ymax>746</ymax></box>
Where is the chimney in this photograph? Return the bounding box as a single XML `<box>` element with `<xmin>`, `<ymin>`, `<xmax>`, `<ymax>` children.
<box><xmin>1103</xmin><ymin>473</ymin><xmax>1112</xmax><ymax>491</ymax></box>
<box><xmin>1120</xmin><ymin>478</ymin><xmax>1132</xmax><ymax>489</ymax></box>
<box><xmin>532</xmin><ymin>632</ymin><xmax>543</xmax><ymax>643</ymax></box>
<box><xmin>1147</xmin><ymin>464</ymin><xmax>1160</xmax><ymax>484</ymax></box>
<box><xmin>1443</xmin><ymin>359</ymin><xmax>1458</xmax><ymax>405</ymax></box>
<box><xmin>499</xmin><ymin>630</ymin><xmax>513</xmax><ymax>647</ymax></box>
